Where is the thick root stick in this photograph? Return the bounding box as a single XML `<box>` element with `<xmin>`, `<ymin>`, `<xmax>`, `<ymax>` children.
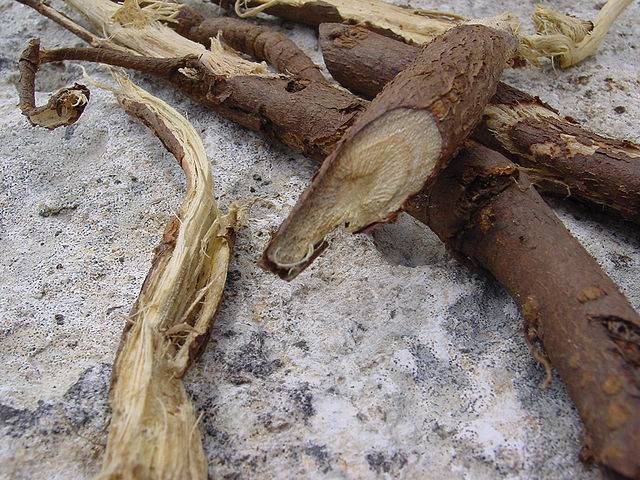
<box><xmin>319</xmin><ymin>23</ymin><xmax>640</xmax><ymax>224</ymax></box>
<box><xmin>409</xmin><ymin>143</ymin><xmax>640</xmax><ymax>480</ymax></box>
<box><xmin>260</xmin><ymin>24</ymin><xmax>517</xmax><ymax>279</ymax></box>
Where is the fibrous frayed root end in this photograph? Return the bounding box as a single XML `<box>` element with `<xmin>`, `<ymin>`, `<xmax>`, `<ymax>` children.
<box><xmin>97</xmin><ymin>71</ymin><xmax>236</xmax><ymax>480</ymax></box>
<box><xmin>111</xmin><ymin>0</ymin><xmax>184</xmax><ymax>27</ymax></box>
<box><xmin>519</xmin><ymin>0</ymin><xmax>631</xmax><ymax>68</ymax></box>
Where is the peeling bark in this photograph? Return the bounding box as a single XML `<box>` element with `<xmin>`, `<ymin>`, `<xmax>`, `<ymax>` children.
<box><xmin>216</xmin><ymin>0</ymin><xmax>457</xmax><ymax>44</ymax></box>
<box><xmin>219</xmin><ymin>0</ymin><xmax>630</xmax><ymax>67</ymax></box>
<box><xmin>96</xmin><ymin>73</ymin><xmax>240</xmax><ymax>480</ymax></box>
<box><xmin>319</xmin><ymin>23</ymin><xmax>640</xmax><ymax>223</ymax></box>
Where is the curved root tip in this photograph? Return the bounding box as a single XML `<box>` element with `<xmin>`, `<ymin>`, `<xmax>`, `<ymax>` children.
<box><xmin>18</xmin><ymin>38</ymin><xmax>90</xmax><ymax>129</ymax></box>
<box><xmin>22</xmin><ymin>84</ymin><xmax>91</xmax><ymax>130</ymax></box>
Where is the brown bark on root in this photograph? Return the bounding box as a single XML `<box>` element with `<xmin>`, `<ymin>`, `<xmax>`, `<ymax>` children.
<box><xmin>407</xmin><ymin>142</ymin><xmax>640</xmax><ymax>480</ymax></box>
<box><xmin>216</xmin><ymin>0</ymin><xmax>458</xmax><ymax>43</ymax></box>
<box><xmin>218</xmin><ymin>0</ymin><xmax>631</xmax><ymax>68</ymax></box>
<box><xmin>319</xmin><ymin>23</ymin><xmax>640</xmax><ymax>224</ymax></box>
<box><xmin>260</xmin><ymin>23</ymin><xmax>517</xmax><ymax>279</ymax></box>
<box><xmin>17</xmin><ymin>38</ymin><xmax>90</xmax><ymax>129</ymax></box>
<box><xmin>174</xmin><ymin>5</ymin><xmax>326</xmax><ymax>82</ymax></box>
<box><xmin>217</xmin><ymin>0</ymin><xmax>343</xmax><ymax>26</ymax></box>
<box><xmin>17</xmin><ymin>3</ymin><xmax>640</xmax><ymax>476</ymax></box>
<box><xmin>14</xmin><ymin>40</ymin><xmax>365</xmax><ymax>163</ymax></box>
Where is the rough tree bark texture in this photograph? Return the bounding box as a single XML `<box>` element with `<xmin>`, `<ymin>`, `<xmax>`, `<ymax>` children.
<box><xmin>16</xmin><ymin>2</ymin><xmax>640</xmax><ymax>476</ymax></box>
<box><xmin>408</xmin><ymin>143</ymin><xmax>640</xmax><ymax>480</ymax></box>
<box><xmin>319</xmin><ymin>23</ymin><xmax>640</xmax><ymax>224</ymax></box>
<box><xmin>261</xmin><ymin>23</ymin><xmax>517</xmax><ymax>279</ymax></box>
<box><xmin>174</xmin><ymin>5</ymin><xmax>326</xmax><ymax>82</ymax></box>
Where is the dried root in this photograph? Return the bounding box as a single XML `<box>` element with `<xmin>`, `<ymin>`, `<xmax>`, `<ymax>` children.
<box><xmin>95</xmin><ymin>72</ymin><xmax>240</xmax><ymax>480</ymax></box>
<box><xmin>225</xmin><ymin>0</ymin><xmax>629</xmax><ymax>68</ymax></box>
<box><xmin>17</xmin><ymin>39</ymin><xmax>89</xmax><ymax>129</ymax></box>
<box><xmin>17</xmin><ymin>27</ymin><xmax>239</xmax><ymax>476</ymax></box>
<box><xmin>260</xmin><ymin>24</ymin><xmax>517</xmax><ymax>280</ymax></box>
<box><xmin>411</xmin><ymin>144</ymin><xmax>640</xmax><ymax>480</ymax></box>
<box><xmin>318</xmin><ymin>23</ymin><xmax>640</xmax><ymax>224</ymax></box>
<box><xmin>175</xmin><ymin>5</ymin><xmax>326</xmax><ymax>81</ymax></box>
<box><xmin>64</xmin><ymin>0</ymin><xmax>268</xmax><ymax>77</ymax></box>
<box><xmin>230</xmin><ymin>0</ymin><xmax>458</xmax><ymax>43</ymax></box>
<box><xmin>523</xmin><ymin>0</ymin><xmax>633</xmax><ymax>68</ymax></box>
<box><xmin>16</xmin><ymin>3</ymin><xmax>640</xmax><ymax>476</ymax></box>
<box><xmin>15</xmin><ymin>0</ymin><xmax>118</xmax><ymax>48</ymax></box>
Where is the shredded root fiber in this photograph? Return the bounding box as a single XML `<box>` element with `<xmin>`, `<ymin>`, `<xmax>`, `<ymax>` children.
<box><xmin>96</xmin><ymin>72</ymin><xmax>240</xmax><ymax>480</ymax></box>
<box><xmin>521</xmin><ymin>0</ymin><xmax>632</xmax><ymax>67</ymax></box>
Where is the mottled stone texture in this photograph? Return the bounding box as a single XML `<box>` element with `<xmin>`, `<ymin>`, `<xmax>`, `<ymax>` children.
<box><xmin>0</xmin><ymin>0</ymin><xmax>638</xmax><ymax>479</ymax></box>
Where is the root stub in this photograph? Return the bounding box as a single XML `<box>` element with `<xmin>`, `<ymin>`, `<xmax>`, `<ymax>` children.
<box><xmin>261</xmin><ymin>23</ymin><xmax>517</xmax><ymax>280</ymax></box>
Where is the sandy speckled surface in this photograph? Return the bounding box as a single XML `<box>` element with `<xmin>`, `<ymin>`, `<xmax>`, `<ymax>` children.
<box><xmin>0</xmin><ymin>1</ymin><xmax>638</xmax><ymax>479</ymax></box>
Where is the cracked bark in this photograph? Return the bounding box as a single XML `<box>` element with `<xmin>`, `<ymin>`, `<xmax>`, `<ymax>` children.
<box><xmin>408</xmin><ymin>143</ymin><xmax>640</xmax><ymax>480</ymax></box>
<box><xmin>15</xmin><ymin>1</ymin><xmax>640</xmax><ymax>477</ymax></box>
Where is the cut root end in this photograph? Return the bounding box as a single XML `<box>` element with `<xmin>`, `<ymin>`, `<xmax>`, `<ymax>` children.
<box><xmin>261</xmin><ymin>108</ymin><xmax>442</xmax><ymax>280</ymax></box>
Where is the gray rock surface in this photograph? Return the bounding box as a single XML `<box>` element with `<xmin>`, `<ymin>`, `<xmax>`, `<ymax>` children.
<box><xmin>0</xmin><ymin>0</ymin><xmax>638</xmax><ymax>479</ymax></box>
